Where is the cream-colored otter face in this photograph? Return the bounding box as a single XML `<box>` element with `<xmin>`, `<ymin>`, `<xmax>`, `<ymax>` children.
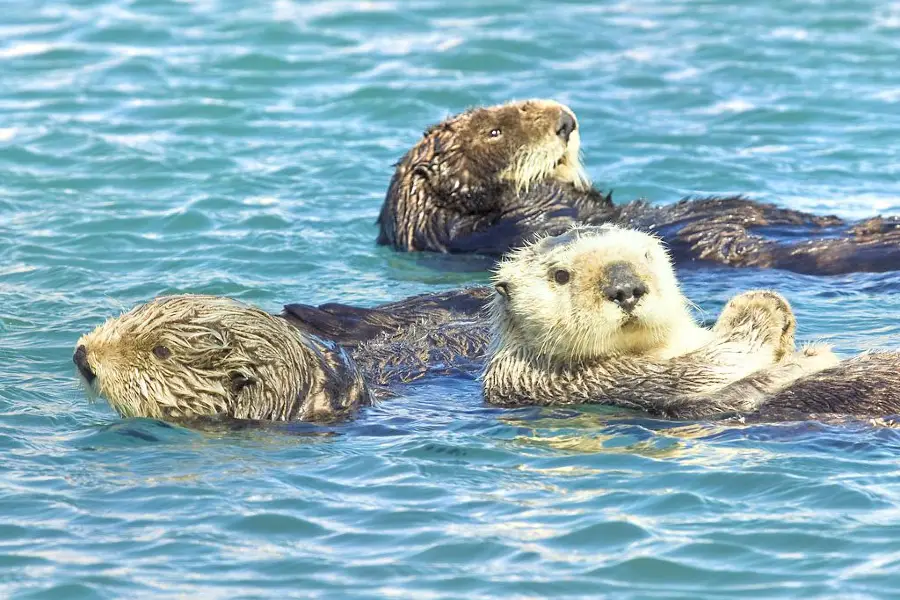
<box><xmin>74</xmin><ymin>295</ymin><xmax>370</xmax><ymax>422</ymax></box>
<box><xmin>491</xmin><ymin>225</ymin><xmax>693</xmax><ymax>362</ymax></box>
<box><xmin>416</xmin><ymin>98</ymin><xmax>590</xmax><ymax>193</ymax></box>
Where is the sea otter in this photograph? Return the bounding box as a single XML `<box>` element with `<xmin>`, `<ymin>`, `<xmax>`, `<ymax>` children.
<box><xmin>481</xmin><ymin>225</ymin><xmax>900</xmax><ymax>420</ymax></box>
<box><xmin>376</xmin><ymin>99</ymin><xmax>900</xmax><ymax>275</ymax></box>
<box><xmin>73</xmin><ymin>293</ymin><xmax>493</xmax><ymax>423</ymax></box>
<box><xmin>73</xmin><ymin>295</ymin><xmax>372</xmax><ymax>422</ymax></box>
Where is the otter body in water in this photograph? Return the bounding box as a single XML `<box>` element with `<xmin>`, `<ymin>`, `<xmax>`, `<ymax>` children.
<box><xmin>377</xmin><ymin>99</ymin><xmax>900</xmax><ymax>275</ymax></box>
<box><xmin>74</xmin><ymin>295</ymin><xmax>372</xmax><ymax>422</ymax></box>
<box><xmin>481</xmin><ymin>225</ymin><xmax>900</xmax><ymax>420</ymax></box>
<box><xmin>74</xmin><ymin>294</ymin><xmax>490</xmax><ymax>423</ymax></box>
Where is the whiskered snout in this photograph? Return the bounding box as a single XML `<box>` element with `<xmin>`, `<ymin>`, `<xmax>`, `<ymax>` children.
<box><xmin>601</xmin><ymin>262</ymin><xmax>648</xmax><ymax>314</ymax></box>
<box><xmin>73</xmin><ymin>344</ymin><xmax>96</xmax><ymax>384</ymax></box>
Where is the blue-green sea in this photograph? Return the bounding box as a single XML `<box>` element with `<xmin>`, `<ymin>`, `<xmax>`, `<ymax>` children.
<box><xmin>2</xmin><ymin>0</ymin><xmax>900</xmax><ymax>598</ymax></box>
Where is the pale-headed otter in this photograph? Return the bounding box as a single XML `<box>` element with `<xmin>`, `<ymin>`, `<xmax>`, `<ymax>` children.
<box><xmin>482</xmin><ymin>225</ymin><xmax>840</xmax><ymax>417</ymax></box>
<box><xmin>481</xmin><ymin>225</ymin><xmax>900</xmax><ymax>420</ymax></box>
<box><xmin>74</xmin><ymin>295</ymin><xmax>371</xmax><ymax>422</ymax></box>
<box><xmin>377</xmin><ymin>99</ymin><xmax>900</xmax><ymax>275</ymax></box>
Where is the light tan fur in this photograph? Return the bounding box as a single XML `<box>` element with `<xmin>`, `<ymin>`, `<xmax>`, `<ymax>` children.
<box><xmin>496</xmin><ymin>100</ymin><xmax>591</xmax><ymax>192</ymax></box>
<box><xmin>483</xmin><ymin>225</ymin><xmax>839</xmax><ymax>417</ymax></box>
<box><xmin>491</xmin><ymin>224</ymin><xmax>712</xmax><ymax>364</ymax></box>
<box><xmin>76</xmin><ymin>295</ymin><xmax>371</xmax><ymax>422</ymax></box>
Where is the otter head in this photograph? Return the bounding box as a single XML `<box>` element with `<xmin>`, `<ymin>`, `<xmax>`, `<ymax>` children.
<box><xmin>490</xmin><ymin>225</ymin><xmax>693</xmax><ymax>363</ymax></box>
<box><xmin>73</xmin><ymin>295</ymin><xmax>370</xmax><ymax>423</ymax></box>
<box><xmin>378</xmin><ymin>99</ymin><xmax>591</xmax><ymax>250</ymax></box>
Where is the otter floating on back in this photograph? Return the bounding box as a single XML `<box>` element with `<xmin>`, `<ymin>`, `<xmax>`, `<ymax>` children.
<box><xmin>482</xmin><ymin>225</ymin><xmax>841</xmax><ymax>418</ymax></box>
<box><xmin>377</xmin><ymin>99</ymin><xmax>900</xmax><ymax>275</ymax></box>
<box><xmin>74</xmin><ymin>226</ymin><xmax>900</xmax><ymax>424</ymax></box>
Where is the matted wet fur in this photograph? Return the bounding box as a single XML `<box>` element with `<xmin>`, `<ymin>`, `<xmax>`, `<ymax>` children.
<box><xmin>75</xmin><ymin>294</ymin><xmax>491</xmax><ymax>424</ymax></box>
<box><xmin>75</xmin><ymin>295</ymin><xmax>371</xmax><ymax>422</ymax></box>
<box><xmin>377</xmin><ymin>99</ymin><xmax>900</xmax><ymax>275</ymax></box>
<box><xmin>482</xmin><ymin>224</ymin><xmax>842</xmax><ymax>418</ymax></box>
<box><xmin>287</xmin><ymin>224</ymin><xmax>900</xmax><ymax>421</ymax></box>
<box><xmin>750</xmin><ymin>352</ymin><xmax>900</xmax><ymax>421</ymax></box>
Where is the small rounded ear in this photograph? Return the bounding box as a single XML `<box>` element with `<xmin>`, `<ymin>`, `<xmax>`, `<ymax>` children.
<box><xmin>229</xmin><ymin>372</ymin><xmax>257</xmax><ymax>394</ymax></box>
<box><xmin>494</xmin><ymin>282</ymin><xmax>510</xmax><ymax>299</ymax></box>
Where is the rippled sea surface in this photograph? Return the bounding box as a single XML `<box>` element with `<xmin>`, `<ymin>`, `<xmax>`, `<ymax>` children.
<box><xmin>3</xmin><ymin>0</ymin><xmax>900</xmax><ymax>597</ymax></box>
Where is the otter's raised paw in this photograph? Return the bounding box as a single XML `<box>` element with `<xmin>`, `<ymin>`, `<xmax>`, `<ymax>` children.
<box><xmin>713</xmin><ymin>290</ymin><xmax>796</xmax><ymax>360</ymax></box>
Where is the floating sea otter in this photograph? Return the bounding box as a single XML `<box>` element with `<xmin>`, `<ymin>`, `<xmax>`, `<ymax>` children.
<box><xmin>75</xmin><ymin>227</ymin><xmax>900</xmax><ymax>424</ymax></box>
<box><xmin>480</xmin><ymin>225</ymin><xmax>898</xmax><ymax>420</ymax></box>
<box><xmin>376</xmin><ymin>99</ymin><xmax>900</xmax><ymax>275</ymax></box>
<box><xmin>73</xmin><ymin>295</ymin><xmax>490</xmax><ymax>423</ymax></box>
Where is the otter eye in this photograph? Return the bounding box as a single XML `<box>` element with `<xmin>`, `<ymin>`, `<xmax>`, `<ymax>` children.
<box><xmin>230</xmin><ymin>372</ymin><xmax>256</xmax><ymax>394</ymax></box>
<box><xmin>489</xmin><ymin>128</ymin><xmax>501</xmax><ymax>138</ymax></box>
<box><xmin>152</xmin><ymin>345</ymin><xmax>171</xmax><ymax>359</ymax></box>
<box><xmin>553</xmin><ymin>269</ymin><xmax>570</xmax><ymax>285</ymax></box>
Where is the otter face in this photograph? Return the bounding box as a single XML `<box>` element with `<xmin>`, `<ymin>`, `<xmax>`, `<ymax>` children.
<box><xmin>408</xmin><ymin>99</ymin><xmax>588</xmax><ymax>198</ymax></box>
<box><xmin>491</xmin><ymin>225</ymin><xmax>691</xmax><ymax>362</ymax></box>
<box><xmin>74</xmin><ymin>295</ymin><xmax>369</xmax><ymax>422</ymax></box>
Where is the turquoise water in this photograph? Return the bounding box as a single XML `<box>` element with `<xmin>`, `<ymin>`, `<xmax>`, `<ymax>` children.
<box><xmin>2</xmin><ymin>0</ymin><xmax>900</xmax><ymax>597</ymax></box>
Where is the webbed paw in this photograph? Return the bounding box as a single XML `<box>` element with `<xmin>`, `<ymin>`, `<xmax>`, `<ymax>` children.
<box><xmin>713</xmin><ymin>290</ymin><xmax>796</xmax><ymax>360</ymax></box>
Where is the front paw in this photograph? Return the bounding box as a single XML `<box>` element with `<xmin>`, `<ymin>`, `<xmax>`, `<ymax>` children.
<box><xmin>713</xmin><ymin>290</ymin><xmax>796</xmax><ymax>360</ymax></box>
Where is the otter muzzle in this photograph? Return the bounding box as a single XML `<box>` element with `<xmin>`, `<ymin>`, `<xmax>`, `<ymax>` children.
<box><xmin>601</xmin><ymin>262</ymin><xmax>648</xmax><ymax>314</ymax></box>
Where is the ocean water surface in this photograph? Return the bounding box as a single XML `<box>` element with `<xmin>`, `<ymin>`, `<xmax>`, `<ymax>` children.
<box><xmin>2</xmin><ymin>0</ymin><xmax>900</xmax><ymax>597</ymax></box>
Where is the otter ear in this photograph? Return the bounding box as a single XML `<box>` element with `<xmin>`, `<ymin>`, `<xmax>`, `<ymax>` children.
<box><xmin>229</xmin><ymin>372</ymin><xmax>256</xmax><ymax>394</ymax></box>
<box><xmin>494</xmin><ymin>282</ymin><xmax>510</xmax><ymax>299</ymax></box>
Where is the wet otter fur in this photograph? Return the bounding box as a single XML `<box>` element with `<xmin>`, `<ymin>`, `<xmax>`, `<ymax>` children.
<box><xmin>74</xmin><ymin>295</ymin><xmax>371</xmax><ymax>422</ymax></box>
<box><xmin>74</xmin><ymin>293</ymin><xmax>492</xmax><ymax>423</ymax></box>
<box><xmin>377</xmin><ymin>99</ymin><xmax>900</xmax><ymax>275</ymax></box>
<box><xmin>75</xmin><ymin>228</ymin><xmax>900</xmax><ymax>424</ymax></box>
<box><xmin>482</xmin><ymin>225</ymin><xmax>842</xmax><ymax>418</ymax></box>
<box><xmin>751</xmin><ymin>352</ymin><xmax>900</xmax><ymax>422</ymax></box>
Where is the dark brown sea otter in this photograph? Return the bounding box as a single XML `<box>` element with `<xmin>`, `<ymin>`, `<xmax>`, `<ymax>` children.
<box><xmin>376</xmin><ymin>99</ymin><xmax>900</xmax><ymax>275</ymax></box>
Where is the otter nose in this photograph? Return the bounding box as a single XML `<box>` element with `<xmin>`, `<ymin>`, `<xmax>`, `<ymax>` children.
<box><xmin>602</xmin><ymin>262</ymin><xmax>648</xmax><ymax>314</ymax></box>
<box><xmin>556</xmin><ymin>110</ymin><xmax>577</xmax><ymax>143</ymax></box>
<box><xmin>73</xmin><ymin>345</ymin><xmax>96</xmax><ymax>384</ymax></box>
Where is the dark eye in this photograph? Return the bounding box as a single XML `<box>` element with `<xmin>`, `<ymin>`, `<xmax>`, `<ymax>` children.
<box><xmin>230</xmin><ymin>372</ymin><xmax>256</xmax><ymax>394</ymax></box>
<box><xmin>645</xmin><ymin>250</ymin><xmax>653</xmax><ymax>261</ymax></box>
<box><xmin>152</xmin><ymin>345</ymin><xmax>171</xmax><ymax>359</ymax></box>
<box><xmin>489</xmin><ymin>128</ymin><xmax>501</xmax><ymax>138</ymax></box>
<box><xmin>553</xmin><ymin>269</ymin><xmax>570</xmax><ymax>285</ymax></box>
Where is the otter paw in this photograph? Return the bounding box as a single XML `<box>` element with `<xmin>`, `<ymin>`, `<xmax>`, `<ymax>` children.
<box><xmin>713</xmin><ymin>290</ymin><xmax>796</xmax><ymax>360</ymax></box>
<box><xmin>791</xmin><ymin>343</ymin><xmax>840</xmax><ymax>374</ymax></box>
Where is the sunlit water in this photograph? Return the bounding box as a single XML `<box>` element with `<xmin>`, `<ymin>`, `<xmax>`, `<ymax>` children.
<box><xmin>2</xmin><ymin>0</ymin><xmax>900</xmax><ymax>597</ymax></box>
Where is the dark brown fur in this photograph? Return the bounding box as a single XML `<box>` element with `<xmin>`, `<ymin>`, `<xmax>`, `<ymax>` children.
<box><xmin>751</xmin><ymin>353</ymin><xmax>900</xmax><ymax>421</ymax></box>
<box><xmin>377</xmin><ymin>101</ymin><xmax>900</xmax><ymax>275</ymax></box>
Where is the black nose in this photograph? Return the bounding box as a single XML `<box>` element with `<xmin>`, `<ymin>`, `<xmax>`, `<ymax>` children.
<box><xmin>556</xmin><ymin>110</ymin><xmax>577</xmax><ymax>143</ymax></box>
<box><xmin>73</xmin><ymin>345</ymin><xmax>96</xmax><ymax>384</ymax></box>
<box><xmin>602</xmin><ymin>262</ymin><xmax>648</xmax><ymax>314</ymax></box>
